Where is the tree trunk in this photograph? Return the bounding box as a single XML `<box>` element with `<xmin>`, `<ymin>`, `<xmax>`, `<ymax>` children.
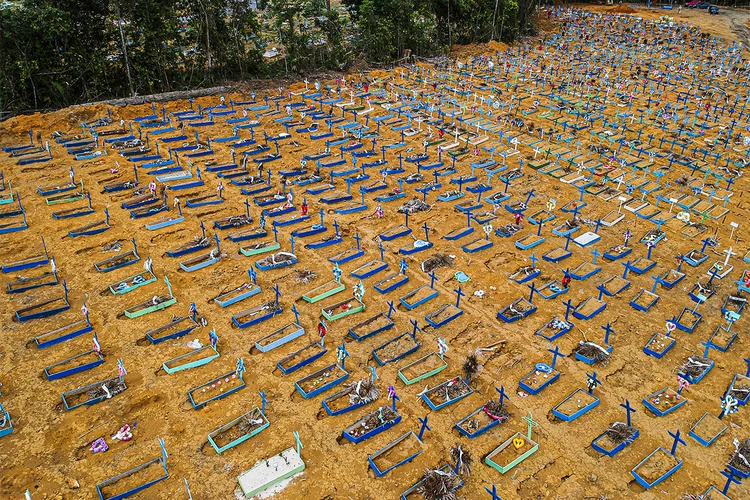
<box><xmin>114</xmin><ymin>0</ymin><xmax>135</xmax><ymax>97</ymax></box>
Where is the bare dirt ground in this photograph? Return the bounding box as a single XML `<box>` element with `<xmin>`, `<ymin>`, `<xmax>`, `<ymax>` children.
<box><xmin>0</xmin><ymin>5</ymin><xmax>749</xmax><ymax>500</ymax></box>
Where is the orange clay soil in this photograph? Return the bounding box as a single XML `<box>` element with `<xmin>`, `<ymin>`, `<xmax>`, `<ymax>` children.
<box><xmin>0</xmin><ymin>6</ymin><xmax>749</xmax><ymax>500</ymax></box>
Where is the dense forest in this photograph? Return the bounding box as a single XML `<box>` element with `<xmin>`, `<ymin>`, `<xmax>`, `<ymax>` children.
<box><xmin>0</xmin><ymin>0</ymin><xmax>536</xmax><ymax>116</ymax></box>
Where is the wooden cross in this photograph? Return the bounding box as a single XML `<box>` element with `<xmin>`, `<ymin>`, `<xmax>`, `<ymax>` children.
<box><xmin>333</xmin><ymin>219</ymin><xmax>340</xmax><ymax>236</ymax></box>
<box><xmin>399</xmin><ymin>258</ymin><xmax>408</xmax><ymax>275</ymax></box>
<box><xmin>721</xmin><ymin>469</ymin><xmax>741</xmax><ymax>495</ymax></box>
<box><xmin>562</xmin><ymin>299</ymin><xmax>575</xmax><ymax>321</ymax></box>
<box><xmin>723</xmin><ymin>246</ymin><xmax>737</xmax><ymax>266</ymax></box>
<box><xmin>417</xmin><ymin>415</ymin><xmax>431</xmax><ymax>441</ymax></box>
<box><xmin>496</xmin><ymin>386</ymin><xmax>508</xmax><ymax>406</ymax></box>
<box><xmin>336</xmin><ymin>342</ymin><xmax>350</xmax><ymax>369</ymax></box>
<box><xmin>259</xmin><ymin>390</ymin><xmax>269</xmax><ymax>415</ymax></box>
<box><xmin>273</xmin><ymin>284</ymin><xmax>282</xmax><ymax>305</ymax></box>
<box><xmin>422</xmin><ymin>222</ymin><xmax>431</xmax><ymax>242</ymax></box>
<box><xmin>409</xmin><ymin>319</ymin><xmax>422</xmax><ymax>339</ymax></box>
<box><xmin>651</xmin><ymin>273</ymin><xmax>664</xmax><ymax>294</ymax></box>
<box><xmin>586</xmin><ymin>371</ymin><xmax>602</xmax><ymax>394</ymax></box>
<box><xmin>547</xmin><ymin>345</ymin><xmax>564</xmax><ymax>370</ymax></box>
<box><xmin>390</xmin><ymin>386</ymin><xmax>400</xmax><ymax>410</ymax></box>
<box><xmin>620</xmin><ymin>399</ymin><xmax>636</xmax><ymax>427</ymax></box>
<box><xmin>293</xmin><ymin>431</ymin><xmax>303</xmax><ymax>455</ymax></box>
<box><xmin>522</xmin><ymin>412</ymin><xmax>538</xmax><ymax>439</ymax></box>
<box><xmin>332</xmin><ymin>263</ymin><xmax>343</xmax><ymax>283</ymax></box>
<box><xmin>529</xmin><ymin>252</ymin><xmax>538</xmax><ymax>269</ymax></box>
<box><xmin>527</xmin><ymin>281</ymin><xmax>538</xmax><ymax>303</ymax></box>
<box><xmin>386</xmin><ymin>300</ymin><xmax>396</xmax><ymax>319</ymax></box>
<box><xmin>291</xmin><ymin>304</ymin><xmax>301</xmax><ymax>325</ymax></box>
<box><xmin>485</xmin><ymin>485</ymin><xmax>503</xmax><ymax>500</ymax></box>
<box><xmin>318</xmin><ymin>207</ymin><xmax>325</xmax><ymax>226</ymax></box>
<box><xmin>272</xmin><ymin>225</ymin><xmax>279</xmax><ymax>242</ymax></box>
<box><xmin>454</xmin><ymin>286</ymin><xmax>465</xmax><ymax>308</ymax></box>
<box><xmin>622</xmin><ymin>260</ymin><xmax>632</xmax><ymax>279</ymax></box>
<box><xmin>591</xmin><ymin>248</ymin><xmax>601</xmax><ymax>264</ymax></box>
<box><xmin>352</xmin><ymin>230</ymin><xmax>362</xmax><ymax>250</ymax></box>
<box><xmin>429</xmin><ymin>270</ymin><xmax>438</xmax><ymax>289</ymax></box>
<box><xmin>668</xmin><ymin>429</ymin><xmax>686</xmax><ymax>456</ymax></box>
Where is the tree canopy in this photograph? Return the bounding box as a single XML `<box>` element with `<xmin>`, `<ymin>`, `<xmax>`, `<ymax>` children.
<box><xmin>0</xmin><ymin>0</ymin><xmax>534</xmax><ymax>115</ymax></box>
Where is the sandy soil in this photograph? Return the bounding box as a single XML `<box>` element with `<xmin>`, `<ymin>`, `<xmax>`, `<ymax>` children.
<box><xmin>1</xmin><ymin>4</ymin><xmax>750</xmax><ymax>500</ymax></box>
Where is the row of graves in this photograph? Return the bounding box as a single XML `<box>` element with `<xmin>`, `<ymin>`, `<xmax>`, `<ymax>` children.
<box><xmin>0</xmin><ymin>6</ymin><xmax>748</xmax><ymax>499</ymax></box>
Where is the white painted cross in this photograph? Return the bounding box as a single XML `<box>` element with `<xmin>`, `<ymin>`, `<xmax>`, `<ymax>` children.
<box><xmin>730</xmin><ymin>222</ymin><xmax>739</xmax><ymax>241</ymax></box>
<box><xmin>724</xmin><ymin>246</ymin><xmax>737</xmax><ymax>266</ymax></box>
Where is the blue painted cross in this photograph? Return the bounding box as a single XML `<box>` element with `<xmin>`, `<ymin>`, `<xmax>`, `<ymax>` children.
<box><xmin>378</xmin><ymin>241</ymin><xmax>386</xmax><ymax>262</ymax></box>
<box><xmin>527</xmin><ymin>281</ymin><xmax>538</xmax><ymax>303</ymax></box>
<box><xmin>389</xmin><ymin>386</ymin><xmax>400</xmax><ymax>410</ymax></box>
<box><xmin>651</xmin><ymin>273</ymin><xmax>664</xmax><ymax>294</ymax></box>
<box><xmin>291</xmin><ymin>304</ymin><xmax>301</xmax><ymax>325</ymax></box>
<box><xmin>290</xmin><ymin>235</ymin><xmax>296</xmax><ymax>254</ymax></box>
<box><xmin>273</xmin><ymin>283</ymin><xmax>282</xmax><ymax>306</ymax></box>
<box><xmin>409</xmin><ymin>318</ymin><xmax>422</xmax><ymax>340</ymax></box>
<box><xmin>294</xmin><ymin>431</ymin><xmax>303</xmax><ymax>456</ymax></box>
<box><xmin>668</xmin><ymin>429</ymin><xmax>686</xmax><ymax>456</ymax></box>
<box><xmin>422</xmin><ymin>222</ymin><xmax>431</xmax><ymax>242</ymax></box>
<box><xmin>454</xmin><ymin>286</ymin><xmax>465</xmax><ymax>308</ymax></box>
<box><xmin>336</xmin><ymin>342</ymin><xmax>350</xmax><ymax>369</ymax></box>
<box><xmin>399</xmin><ymin>258</ymin><xmax>408</xmax><ymax>275</ymax></box>
<box><xmin>496</xmin><ymin>386</ymin><xmax>509</xmax><ymax>406</ymax></box>
<box><xmin>404</xmin><ymin>211</ymin><xmax>410</xmax><ymax>227</ymax></box>
<box><xmin>386</xmin><ymin>300</ymin><xmax>396</xmax><ymax>319</ymax></box>
<box><xmin>331</xmin><ymin>219</ymin><xmax>341</xmax><ymax>237</ymax></box>
<box><xmin>333</xmin><ymin>263</ymin><xmax>342</xmax><ymax>283</ymax></box>
<box><xmin>485</xmin><ymin>485</ymin><xmax>503</xmax><ymax>500</ymax></box>
<box><xmin>591</xmin><ymin>248</ymin><xmax>601</xmax><ymax>264</ymax></box>
<box><xmin>417</xmin><ymin>415</ymin><xmax>431</xmax><ymax>441</ymax></box>
<box><xmin>259</xmin><ymin>390</ymin><xmax>269</xmax><ymax>415</ymax></box>
<box><xmin>721</xmin><ymin>469</ymin><xmax>741</xmax><ymax>495</ymax></box>
<box><xmin>524</xmin><ymin>188</ymin><xmax>536</xmax><ymax>205</ymax></box>
<box><xmin>646</xmin><ymin>241</ymin><xmax>655</xmax><ymax>260</ymax></box>
<box><xmin>601</xmin><ymin>322</ymin><xmax>614</xmax><ymax>345</ymax></box>
<box><xmin>353</xmin><ymin>230</ymin><xmax>362</xmax><ymax>250</ymax></box>
<box><xmin>273</xmin><ymin>225</ymin><xmax>279</xmax><ymax>242</ymax></box>
<box><xmin>369</xmin><ymin>365</ymin><xmax>379</xmax><ymax>384</ymax></box>
<box><xmin>429</xmin><ymin>270</ymin><xmax>438</xmax><ymax>289</ymax></box>
<box><xmin>562</xmin><ymin>299</ymin><xmax>575</xmax><ymax>322</ymax></box>
<box><xmin>622</xmin><ymin>260</ymin><xmax>632</xmax><ymax>279</ymax></box>
<box><xmin>708</xmin><ymin>266</ymin><xmax>720</xmax><ymax>285</ymax></box>
<box><xmin>319</xmin><ymin>207</ymin><xmax>325</xmax><ymax>226</ymax></box>
<box><xmin>620</xmin><ymin>399</ymin><xmax>636</xmax><ymax>427</ymax></box>
<box><xmin>548</xmin><ymin>345</ymin><xmax>565</xmax><ymax>370</ymax></box>
<box><xmin>529</xmin><ymin>252</ymin><xmax>538</xmax><ymax>269</ymax></box>
<box><xmin>744</xmin><ymin>357</ymin><xmax>750</xmax><ymax>377</ymax></box>
<box><xmin>248</xmin><ymin>267</ymin><xmax>257</xmax><ymax>286</ymax></box>
<box><xmin>701</xmin><ymin>338</ymin><xmax>715</xmax><ymax>360</ymax></box>
<box><xmin>586</xmin><ymin>371</ymin><xmax>602</xmax><ymax>394</ymax></box>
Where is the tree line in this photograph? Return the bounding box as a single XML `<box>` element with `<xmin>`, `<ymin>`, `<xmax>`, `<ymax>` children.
<box><xmin>0</xmin><ymin>0</ymin><xmax>535</xmax><ymax>116</ymax></box>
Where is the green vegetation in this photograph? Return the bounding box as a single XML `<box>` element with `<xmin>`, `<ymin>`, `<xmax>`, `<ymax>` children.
<box><xmin>0</xmin><ymin>0</ymin><xmax>533</xmax><ymax>115</ymax></box>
